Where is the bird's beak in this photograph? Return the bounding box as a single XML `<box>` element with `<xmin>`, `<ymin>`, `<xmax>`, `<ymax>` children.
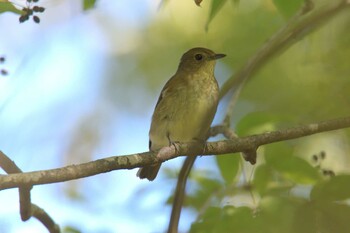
<box><xmin>209</xmin><ymin>53</ymin><xmax>226</xmax><ymax>60</ymax></box>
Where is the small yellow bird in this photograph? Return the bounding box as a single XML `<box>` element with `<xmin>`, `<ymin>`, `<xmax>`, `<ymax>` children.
<box><xmin>137</xmin><ymin>47</ymin><xmax>226</xmax><ymax>181</ymax></box>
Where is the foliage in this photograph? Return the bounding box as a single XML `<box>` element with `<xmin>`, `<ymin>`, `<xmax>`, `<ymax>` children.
<box><xmin>1</xmin><ymin>0</ymin><xmax>350</xmax><ymax>232</ymax></box>
<box><xmin>155</xmin><ymin>1</ymin><xmax>350</xmax><ymax>232</ymax></box>
<box><xmin>0</xmin><ymin>1</ymin><xmax>22</xmax><ymax>15</ymax></box>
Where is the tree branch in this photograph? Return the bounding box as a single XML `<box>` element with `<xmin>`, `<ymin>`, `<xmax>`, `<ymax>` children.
<box><xmin>0</xmin><ymin>151</ymin><xmax>60</xmax><ymax>233</ymax></box>
<box><xmin>1</xmin><ymin>116</ymin><xmax>349</xmax><ymax>191</ymax></box>
<box><xmin>219</xmin><ymin>0</ymin><xmax>350</xmax><ymax>99</ymax></box>
<box><xmin>168</xmin><ymin>1</ymin><xmax>350</xmax><ymax>231</ymax></box>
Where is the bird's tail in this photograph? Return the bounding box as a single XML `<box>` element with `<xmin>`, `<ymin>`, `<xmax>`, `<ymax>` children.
<box><xmin>137</xmin><ymin>163</ymin><xmax>161</xmax><ymax>181</ymax></box>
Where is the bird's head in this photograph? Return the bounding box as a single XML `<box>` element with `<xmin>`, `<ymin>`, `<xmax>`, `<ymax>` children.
<box><xmin>178</xmin><ymin>47</ymin><xmax>226</xmax><ymax>74</ymax></box>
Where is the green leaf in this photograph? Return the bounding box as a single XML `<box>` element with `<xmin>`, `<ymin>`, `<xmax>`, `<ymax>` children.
<box><xmin>185</xmin><ymin>177</ymin><xmax>222</xmax><ymax>210</ymax></box>
<box><xmin>0</xmin><ymin>2</ymin><xmax>22</xmax><ymax>15</ymax></box>
<box><xmin>190</xmin><ymin>206</ymin><xmax>222</xmax><ymax>233</ymax></box>
<box><xmin>231</xmin><ymin>0</ymin><xmax>239</xmax><ymax>6</ymax></box>
<box><xmin>83</xmin><ymin>0</ymin><xmax>97</xmax><ymax>11</ymax></box>
<box><xmin>191</xmin><ymin>206</ymin><xmax>257</xmax><ymax>233</ymax></box>
<box><xmin>265</xmin><ymin>143</ymin><xmax>320</xmax><ymax>184</ymax></box>
<box><xmin>265</xmin><ymin>142</ymin><xmax>293</xmax><ymax>162</ymax></box>
<box><xmin>222</xmin><ymin>206</ymin><xmax>256</xmax><ymax>231</ymax></box>
<box><xmin>259</xmin><ymin>196</ymin><xmax>301</xmax><ymax>233</ymax></box>
<box><xmin>253</xmin><ymin>164</ymin><xmax>273</xmax><ymax>195</ymax></box>
<box><xmin>63</xmin><ymin>226</ymin><xmax>82</xmax><ymax>233</ymax></box>
<box><xmin>311</xmin><ymin>175</ymin><xmax>350</xmax><ymax>201</ymax></box>
<box><xmin>272</xmin><ymin>0</ymin><xmax>303</xmax><ymax>18</ymax></box>
<box><xmin>294</xmin><ymin>201</ymin><xmax>350</xmax><ymax>233</ymax></box>
<box><xmin>236</xmin><ymin>112</ymin><xmax>279</xmax><ymax>136</ymax></box>
<box><xmin>205</xmin><ymin>0</ymin><xmax>228</xmax><ymax>30</ymax></box>
<box><xmin>215</xmin><ymin>153</ymin><xmax>240</xmax><ymax>184</ymax></box>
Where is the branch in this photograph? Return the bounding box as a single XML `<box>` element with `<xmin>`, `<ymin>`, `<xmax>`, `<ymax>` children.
<box><xmin>219</xmin><ymin>0</ymin><xmax>350</xmax><ymax>99</ymax></box>
<box><xmin>1</xmin><ymin>116</ymin><xmax>350</xmax><ymax>191</ymax></box>
<box><xmin>168</xmin><ymin>1</ymin><xmax>350</xmax><ymax>231</ymax></box>
<box><xmin>167</xmin><ymin>156</ymin><xmax>196</xmax><ymax>233</ymax></box>
<box><xmin>0</xmin><ymin>151</ymin><xmax>60</xmax><ymax>233</ymax></box>
<box><xmin>167</xmin><ymin>123</ymin><xmax>238</xmax><ymax>233</ymax></box>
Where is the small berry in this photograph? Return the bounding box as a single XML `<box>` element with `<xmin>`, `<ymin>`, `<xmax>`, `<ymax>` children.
<box><xmin>33</xmin><ymin>15</ymin><xmax>40</xmax><ymax>23</ymax></box>
<box><xmin>1</xmin><ymin>69</ymin><xmax>8</xmax><ymax>75</ymax></box>
<box><xmin>19</xmin><ymin>15</ymin><xmax>29</xmax><ymax>23</ymax></box>
<box><xmin>33</xmin><ymin>6</ymin><xmax>45</xmax><ymax>13</ymax></box>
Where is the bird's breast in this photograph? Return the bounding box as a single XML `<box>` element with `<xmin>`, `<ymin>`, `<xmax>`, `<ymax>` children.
<box><xmin>149</xmin><ymin>73</ymin><xmax>219</xmax><ymax>150</ymax></box>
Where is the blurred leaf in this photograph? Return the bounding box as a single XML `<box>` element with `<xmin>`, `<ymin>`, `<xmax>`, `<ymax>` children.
<box><xmin>265</xmin><ymin>142</ymin><xmax>293</xmax><ymax>161</ymax></box>
<box><xmin>311</xmin><ymin>175</ymin><xmax>350</xmax><ymax>201</ymax></box>
<box><xmin>265</xmin><ymin>143</ymin><xmax>321</xmax><ymax>184</ymax></box>
<box><xmin>191</xmin><ymin>206</ymin><xmax>257</xmax><ymax>233</ymax></box>
<box><xmin>190</xmin><ymin>206</ymin><xmax>222</xmax><ymax>233</ymax></box>
<box><xmin>185</xmin><ymin>177</ymin><xmax>222</xmax><ymax>210</ymax></box>
<box><xmin>316</xmin><ymin>202</ymin><xmax>350</xmax><ymax>233</ymax></box>
<box><xmin>205</xmin><ymin>0</ymin><xmax>228</xmax><ymax>30</ymax></box>
<box><xmin>236</xmin><ymin>112</ymin><xmax>280</xmax><ymax>136</ymax></box>
<box><xmin>259</xmin><ymin>196</ymin><xmax>301</xmax><ymax>233</ymax></box>
<box><xmin>221</xmin><ymin>206</ymin><xmax>256</xmax><ymax>232</ymax></box>
<box><xmin>293</xmin><ymin>202</ymin><xmax>318</xmax><ymax>233</ymax></box>
<box><xmin>83</xmin><ymin>0</ymin><xmax>97</xmax><ymax>10</ymax></box>
<box><xmin>253</xmin><ymin>164</ymin><xmax>273</xmax><ymax>195</ymax></box>
<box><xmin>272</xmin><ymin>0</ymin><xmax>303</xmax><ymax>18</ymax></box>
<box><xmin>0</xmin><ymin>2</ymin><xmax>22</xmax><ymax>15</ymax></box>
<box><xmin>63</xmin><ymin>226</ymin><xmax>81</xmax><ymax>233</ymax></box>
<box><xmin>215</xmin><ymin>153</ymin><xmax>240</xmax><ymax>184</ymax></box>
<box><xmin>231</xmin><ymin>0</ymin><xmax>239</xmax><ymax>6</ymax></box>
<box><xmin>294</xmin><ymin>201</ymin><xmax>350</xmax><ymax>233</ymax></box>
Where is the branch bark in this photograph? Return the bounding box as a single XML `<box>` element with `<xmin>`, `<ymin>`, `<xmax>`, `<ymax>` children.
<box><xmin>0</xmin><ymin>151</ymin><xmax>60</xmax><ymax>233</ymax></box>
<box><xmin>1</xmin><ymin>116</ymin><xmax>350</xmax><ymax>191</ymax></box>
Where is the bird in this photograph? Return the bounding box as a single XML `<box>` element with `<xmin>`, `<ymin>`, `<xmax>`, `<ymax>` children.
<box><xmin>137</xmin><ymin>47</ymin><xmax>226</xmax><ymax>181</ymax></box>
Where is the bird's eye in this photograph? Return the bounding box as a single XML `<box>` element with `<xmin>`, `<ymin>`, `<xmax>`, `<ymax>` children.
<box><xmin>194</xmin><ymin>54</ymin><xmax>203</xmax><ymax>61</ymax></box>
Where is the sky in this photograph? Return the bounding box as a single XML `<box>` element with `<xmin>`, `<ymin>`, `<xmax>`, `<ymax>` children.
<box><xmin>0</xmin><ymin>1</ymin><xmax>192</xmax><ymax>232</ymax></box>
<box><xmin>2</xmin><ymin>1</ymin><xmax>350</xmax><ymax>232</ymax></box>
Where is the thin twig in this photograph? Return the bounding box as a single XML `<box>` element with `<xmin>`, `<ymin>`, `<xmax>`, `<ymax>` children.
<box><xmin>0</xmin><ymin>151</ymin><xmax>60</xmax><ymax>232</ymax></box>
<box><xmin>219</xmin><ymin>0</ymin><xmax>350</xmax><ymax>99</ymax></box>
<box><xmin>167</xmin><ymin>156</ymin><xmax>196</xmax><ymax>233</ymax></box>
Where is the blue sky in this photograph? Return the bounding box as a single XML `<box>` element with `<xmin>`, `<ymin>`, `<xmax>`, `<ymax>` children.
<box><xmin>0</xmin><ymin>1</ymin><xmax>218</xmax><ymax>232</ymax></box>
<box><xmin>0</xmin><ymin>0</ymin><xmax>240</xmax><ymax>232</ymax></box>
